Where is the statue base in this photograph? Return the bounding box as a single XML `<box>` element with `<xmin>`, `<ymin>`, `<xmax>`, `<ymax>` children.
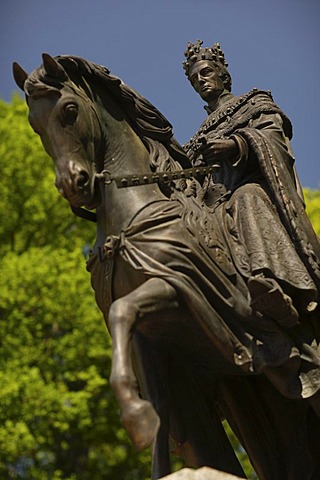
<box><xmin>162</xmin><ymin>467</ymin><xmax>244</xmax><ymax>479</ymax></box>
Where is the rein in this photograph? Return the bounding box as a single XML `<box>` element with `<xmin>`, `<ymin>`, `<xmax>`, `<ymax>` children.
<box><xmin>95</xmin><ymin>164</ymin><xmax>216</xmax><ymax>188</ymax></box>
<box><xmin>72</xmin><ymin>164</ymin><xmax>217</xmax><ymax>223</ymax></box>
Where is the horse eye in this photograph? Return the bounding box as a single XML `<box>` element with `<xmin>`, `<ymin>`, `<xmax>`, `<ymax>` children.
<box><xmin>63</xmin><ymin>103</ymin><xmax>78</xmax><ymax>125</ymax></box>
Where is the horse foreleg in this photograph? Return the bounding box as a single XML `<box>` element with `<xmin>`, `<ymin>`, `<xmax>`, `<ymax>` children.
<box><xmin>108</xmin><ymin>277</ymin><xmax>178</xmax><ymax>451</ymax></box>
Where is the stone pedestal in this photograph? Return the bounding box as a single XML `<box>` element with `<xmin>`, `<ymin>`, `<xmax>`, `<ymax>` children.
<box><xmin>161</xmin><ymin>467</ymin><xmax>244</xmax><ymax>480</ymax></box>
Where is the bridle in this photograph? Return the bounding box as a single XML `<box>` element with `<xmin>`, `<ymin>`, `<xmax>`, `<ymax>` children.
<box><xmin>72</xmin><ymin>164</ymin><xmax>218</xmax><ymax>223</ymax></box>
<box><xmin>95</xmin><ymin>164</ymin><xmax>217</xmax><ymax>188</ymax></box>
<box><xmin>70</xmin><ymin>86</ymin><xmax>218</xmax><ymax>223</ymax></box>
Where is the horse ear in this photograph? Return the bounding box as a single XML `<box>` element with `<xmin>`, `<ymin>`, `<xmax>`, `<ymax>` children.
<box><xmin>42</xmin><ymin>53</ymin><xmax>66</xmax><ymax>78</ymax></box>
<box><xmin>12</xmin><ymin>62</ymin><xmax>28</xmax><ymax>90</ymax></box>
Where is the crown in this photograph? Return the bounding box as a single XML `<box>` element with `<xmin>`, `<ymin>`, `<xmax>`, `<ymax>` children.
<box><xmin>183</xmin><ymin>40</ymin><xmax>228</xmax><ymax>77</ymax></box>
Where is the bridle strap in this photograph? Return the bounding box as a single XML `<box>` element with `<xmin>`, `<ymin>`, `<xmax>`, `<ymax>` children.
<box><xmin>71</xmin><ymin>165</ymin><xmax>216</xmax><ymax>223</ymax></box>
<box><xmin>71</xmin><ymin>206</ymin><xmax>97</xmax><ymax>223</ymax></box>
<box><xmin>95</xmin><ymin>164</ymin><xmax>216</xmax><ymax>188</ymax></box>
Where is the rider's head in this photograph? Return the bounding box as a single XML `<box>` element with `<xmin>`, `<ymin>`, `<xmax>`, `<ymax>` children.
<box><xmin>183</xmin><ymin>40</ymin><xmax>232</xmax><ymax>102</ymax></box>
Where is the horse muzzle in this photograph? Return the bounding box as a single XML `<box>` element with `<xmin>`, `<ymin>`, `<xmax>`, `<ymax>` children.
<box><xmin>55</xmin><ymin>160</ymin><xmax>99</xmax><ymax>208</ymax></box>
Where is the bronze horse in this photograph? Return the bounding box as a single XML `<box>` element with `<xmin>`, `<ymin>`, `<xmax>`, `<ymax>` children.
<box><xmin>13</xmin><ymin>54</ymin><xmax>320</xmax><ymax>479</ymax></box>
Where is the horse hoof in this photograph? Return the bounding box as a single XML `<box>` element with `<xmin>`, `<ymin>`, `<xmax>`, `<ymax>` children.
<box><xmin>121</xmin><ymin>399</ymin><xmax>160</xmax><ymax>450</ymax></box>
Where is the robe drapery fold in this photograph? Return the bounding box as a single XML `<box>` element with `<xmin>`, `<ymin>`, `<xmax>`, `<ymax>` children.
<box><xmin>97</xmin><ymin>194</ymin><xmax>320</xmax><ymax>400</ymax></box>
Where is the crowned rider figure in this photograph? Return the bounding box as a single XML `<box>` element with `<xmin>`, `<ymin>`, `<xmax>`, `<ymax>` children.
<box><xmin>183</xmin><ymin>40</ymin><xmax>320</xmax><ymax>410</ymax></box>
<box><xmin>184</xmin><ymin>41</ymin><xmax>320</xmax><ymax>327</ymax></box>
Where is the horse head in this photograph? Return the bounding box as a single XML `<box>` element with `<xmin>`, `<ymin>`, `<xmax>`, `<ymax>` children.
<box><xmin>13</xmin><ymin>54</ymin><xmax>192</xmax><ymax>216</ymax></box>
<box><xmin>13</xmin><ymin>54</ymin><xmax>103</xmax><ymax>210</ymax></box>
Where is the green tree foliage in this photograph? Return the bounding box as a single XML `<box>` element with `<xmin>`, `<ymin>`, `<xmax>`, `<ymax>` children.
<box><xmin>1</xmin><ymin>96</ymin><xmax>319</xmax><ymax>479</ymax></box>
<box><xmin>304</xmin><ymin>188</ymin><xmax>320</xmax><ymax>236</ymax></box>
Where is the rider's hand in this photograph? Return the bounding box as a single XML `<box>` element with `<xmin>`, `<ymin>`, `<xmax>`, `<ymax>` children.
<box><xmin>196</xmin><ymin>138</ymin><xmax>239</xmax><ymax>166</ymax></box>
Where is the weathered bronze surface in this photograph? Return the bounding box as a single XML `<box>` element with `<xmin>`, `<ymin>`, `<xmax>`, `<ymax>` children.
<box><xmin>13</xmin><ymin>45</ymin><xmax>320</xmax><ymax>479</ymax></box>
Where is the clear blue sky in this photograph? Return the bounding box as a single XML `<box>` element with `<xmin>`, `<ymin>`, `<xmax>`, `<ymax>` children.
<box><xmin>1</xmin><ymin>0</ymin><xmax>319</xmax><ymax>188</ymax></box>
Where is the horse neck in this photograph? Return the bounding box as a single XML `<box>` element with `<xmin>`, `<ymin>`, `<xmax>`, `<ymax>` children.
<box><xmin>96</xmin><ymin>99</ymin><xmax>166</xmax><ymax>238</ymax></box>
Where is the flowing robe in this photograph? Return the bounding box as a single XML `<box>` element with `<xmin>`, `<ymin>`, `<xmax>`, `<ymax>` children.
<box><xmin>87</xmin><ymin>188</ymin><xmax>320</xmax><ymax>399</ymax></box>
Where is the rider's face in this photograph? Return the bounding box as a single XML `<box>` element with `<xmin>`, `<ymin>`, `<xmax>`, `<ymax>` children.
<box><xmin>189</xmin><ymin>60</ymin><xmax>225</xmax><ymax>102</ymax></box>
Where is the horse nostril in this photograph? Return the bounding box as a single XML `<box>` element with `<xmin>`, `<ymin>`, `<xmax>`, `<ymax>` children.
<box><xmin>77</xmin><ymin>170</ymin><xmax>90</xmax><ymax>190</ymax></box>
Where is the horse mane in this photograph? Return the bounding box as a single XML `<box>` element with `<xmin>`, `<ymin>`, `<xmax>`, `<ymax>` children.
<box><xmin>25</xmin><ymin>55</ymin><xmax>191</xmax><ymax>175</ymax></box>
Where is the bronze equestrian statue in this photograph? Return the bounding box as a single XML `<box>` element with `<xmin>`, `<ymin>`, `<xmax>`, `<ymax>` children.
<box><xmin>13</xmin><ymin>43</ymin><xmax>320</xmax><ymax>479</ymax></box>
